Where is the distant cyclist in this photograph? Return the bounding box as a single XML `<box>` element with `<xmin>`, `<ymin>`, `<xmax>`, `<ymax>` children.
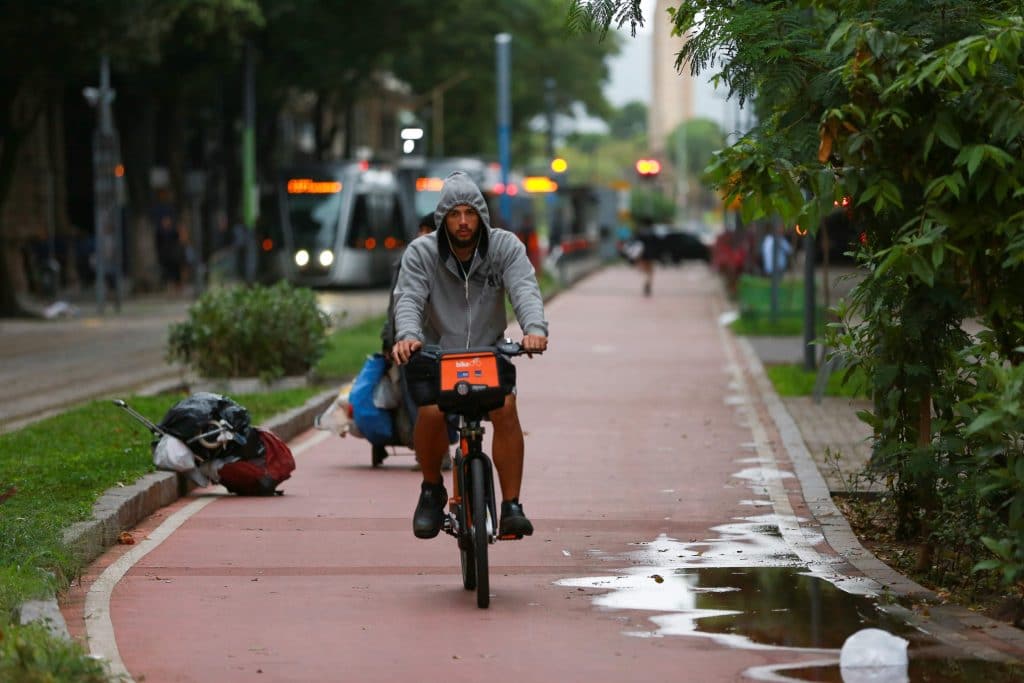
<box><xmin>391</xmin><ymin>171</ymin><xmax>549</xmax><ymax>540</ymax></box>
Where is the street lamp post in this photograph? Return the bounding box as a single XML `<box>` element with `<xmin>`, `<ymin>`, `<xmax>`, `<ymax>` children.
<box><xmin>83</xmin><ymin>54</ymin><xmax>123</xmax><ymax>314</ymax></box>
<box><xmin>495</xmin><ymin>33</ymin><xmax>512</xmax><ymax>225</ymax></box>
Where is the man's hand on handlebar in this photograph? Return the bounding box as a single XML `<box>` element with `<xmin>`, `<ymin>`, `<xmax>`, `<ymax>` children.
<box><xmin>392</xmin><ymin>339</ymin><xmax>422</xmax><ymax>365</ymax></box>
<box><xmin>522</xmin><ymin>334</ymin><xmax>548</xmax><ymax>356</ymax></box>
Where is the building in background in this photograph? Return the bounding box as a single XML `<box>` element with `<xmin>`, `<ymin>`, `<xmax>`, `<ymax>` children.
<box><xmin>648</xmin><ymin>0</ymin><xmax>695</xmax><ymax>155</ymax></box>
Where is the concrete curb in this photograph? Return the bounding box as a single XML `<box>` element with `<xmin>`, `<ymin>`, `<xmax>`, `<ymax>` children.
<box><xmin>18</xmin><ymin>388</ymin><xmax>337</xmax><ymax>640</ymax></box>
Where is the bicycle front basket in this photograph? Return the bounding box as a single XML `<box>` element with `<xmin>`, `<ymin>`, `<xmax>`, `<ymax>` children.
<box><xmin>436</xmin><ymin>349</ymin><xmax>514</xmax><ymax>414</ymax></box>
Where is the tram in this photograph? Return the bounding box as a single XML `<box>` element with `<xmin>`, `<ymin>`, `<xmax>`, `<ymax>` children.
<box><xmin>403</xmin><ymin>157</ymin><xmax>537</xmax><ymax>231</ymax></box>
<box><xmin>275</xmin><ymin>161</ymin><xmax>416</xmax><ymax>287</ymax></box>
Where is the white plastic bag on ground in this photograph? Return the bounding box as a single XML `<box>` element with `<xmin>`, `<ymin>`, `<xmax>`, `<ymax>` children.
<box><xmin>839</xmin><ymin>628</ymin><xmax>909</xmax><ymax>683</ymax></box>
<box><xmin>153</xmin><ymin>434</ymin><xmax>197</xmax><ymax>472</ymax></box>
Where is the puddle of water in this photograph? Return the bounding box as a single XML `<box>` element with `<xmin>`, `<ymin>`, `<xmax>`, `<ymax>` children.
<box><xmin>777</xmin><ymin>657</ymin><xmax>1024</xmax><ymax>682</ymax></box>
<box><xmin>560</xmin><ymin>566</ymin><xmax>911</xmax><ymax>651</ymax></box>
<box><xmin>654</xmin><ymin>567</ymin><xmax>913</xmax><ymax>648</ymax></box>
<box><xmin>733</xmin><ymin>467</ymin><xmax>795</xmax><ymax>481</ymax></box>
<box><xmin>622</xmin><ymin>518</ymin><xmax>817</xmax><ymax>570</ymax></box>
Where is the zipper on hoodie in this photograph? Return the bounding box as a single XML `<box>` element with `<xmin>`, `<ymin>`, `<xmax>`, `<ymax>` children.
<box><xmin>464</xmin><ymin>275</ymin><xmax>471</xmax><ymax>348</ymax></box>
<box><xmin>453</xmin><ymin>254</ymin><xmax>473</xmax><ymax>349</ymax></box>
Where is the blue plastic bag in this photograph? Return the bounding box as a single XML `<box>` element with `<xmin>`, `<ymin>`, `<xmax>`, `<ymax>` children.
<box><xmin>350</xmin><ymin>354</ymin><xmax>394</xmax><ymax>445</ymax></box>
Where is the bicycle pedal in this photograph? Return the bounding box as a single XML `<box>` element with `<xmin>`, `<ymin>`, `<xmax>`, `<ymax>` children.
<box><xmin>498</xmin><ymin>533</ymin><xmax>524</xmax><ymax>541</ymax></box>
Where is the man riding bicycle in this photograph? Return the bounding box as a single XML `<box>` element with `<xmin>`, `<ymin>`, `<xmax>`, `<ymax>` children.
<box><xmin>390</xmin><ymin>171</ymin><xmax>549</xmax><ymax>540</ymax></box>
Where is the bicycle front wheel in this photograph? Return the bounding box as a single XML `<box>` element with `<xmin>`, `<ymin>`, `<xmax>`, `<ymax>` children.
<box><xmin>469</xmin><ymin>456</ymin><xmax>490</xmax><ymax>608</ymax></box>
<box><xmin>454</xmin><ymin>449</ymin><xmax>476</xmax><ymax>591</ymax></box>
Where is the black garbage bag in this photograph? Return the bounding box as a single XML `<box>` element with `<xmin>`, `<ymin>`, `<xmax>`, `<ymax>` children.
<box><xmin>158</xmin><ymin>392</ymin><xmax>263</xmax><ymax>462</ymax></box>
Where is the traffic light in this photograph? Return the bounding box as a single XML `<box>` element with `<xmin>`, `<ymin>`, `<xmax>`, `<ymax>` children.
<box><xmin>635</xmin><ymin>158</ymin><xmax>661</xmax><ymax>179</ymax></box>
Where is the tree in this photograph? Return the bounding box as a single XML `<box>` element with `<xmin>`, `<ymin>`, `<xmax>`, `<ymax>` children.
<box><xmin>570</xmin><ymin>0</ymin><xmax>1024</xmax><ymax>586</ymax></box>
<box><xmin>608</xmin><ymin>100</ymin><xmax>647</xmax><ymax>140</ymax></box>
<box><xmin>111</xmin><ymin>0</ymin><xmax>263</xmax><ymax>290</ymax></box>
<box><xmin>665</xmin><ymin>118</ymin><xmax>724</xmax><ymax>179</ymax></box>
<box><xmin>393</xmin><ymin>0</ymin><xmax>619</xmax><ymax>159</ymax></box>
<box><xmin>0</xmin><ymin>0</ymin><xmax>180</xmax><ymax>315</ymax></box>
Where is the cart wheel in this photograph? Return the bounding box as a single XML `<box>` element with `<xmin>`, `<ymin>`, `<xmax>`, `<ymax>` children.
<box><xmin>372</xmin><ymin>444</ymin><xmax>389</xmax><ymax>467</ymax></box>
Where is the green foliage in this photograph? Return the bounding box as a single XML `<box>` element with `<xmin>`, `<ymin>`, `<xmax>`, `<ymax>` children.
<box><xmin>666</xmin><ymin>118</ymin><xmax>726</xmax><ymax>178</ymax></box>
<box><xmin>167</xmin><ymin>281</ymin><xmax>330</xmax><ymax>382</ymax></box>
<box><xmin>0</xmin><ymin>622</ymin><xmax>111</xmax><ymax>683</ymax></box>
<box><xmin>608</xmin><ymin>100</ymin><xmax>648</xmax><ymax>140</ymax></box>
<box><xmin>386</xmin><ymin>0</ymin><xmax>620</xmax><ymax>158</ymax></box>
<box><xmin>629</xmin><ymin>188</ymin><xmax>676</xmax><ymax>223</ymax></box>
<box><xmin>736</xmin><ymin>274</ymin><xmax>804</xmax><ymax>317</ymax></box>
<box><xmin>574</xmin><ymin>0</ymin><xmax>1024</xmax><ymax>588</ymax></box>
<box><xmin>314</xmin><ymin>315</ymin><xmax>389</xmax><ymax>381</ymax></box>
<box><xmin>765</xmin><ymin>363</ymin><xmax>869</xmax><ymax>398</ymax></box>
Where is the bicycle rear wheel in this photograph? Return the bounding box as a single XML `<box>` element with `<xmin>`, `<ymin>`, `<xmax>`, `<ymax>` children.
<box><xmin>469</xmin><ymin>457</ymin><xmax>490</xmax><ymax>608</ymax></box>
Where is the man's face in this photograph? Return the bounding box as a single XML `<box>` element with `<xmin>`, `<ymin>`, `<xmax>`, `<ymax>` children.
<box><xmin>444</xmin><ymin>204</ymin><xmax>481</xmax><ymax>249</ymax></box>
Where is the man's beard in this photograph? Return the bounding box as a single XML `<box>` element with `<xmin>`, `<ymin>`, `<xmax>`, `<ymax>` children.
<box><xmin>447</xmin><ymin>229</ymin><xmax>479</xmax><ymax>250</ymax></box>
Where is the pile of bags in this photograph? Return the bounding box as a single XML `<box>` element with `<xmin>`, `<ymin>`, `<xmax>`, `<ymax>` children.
<box><xmin>152</xmin><ymin>392</ymin><xmax>295</xmax><ymax>496</ymax></box>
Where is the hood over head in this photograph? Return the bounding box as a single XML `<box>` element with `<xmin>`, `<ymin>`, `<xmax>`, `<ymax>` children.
<box><xmin>433</xmin><ymin>171</ymin><xmax>492</xmax><ymax>232</ymax></box>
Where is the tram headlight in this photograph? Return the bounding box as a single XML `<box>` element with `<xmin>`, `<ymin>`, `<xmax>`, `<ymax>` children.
<box><xmin>318</xmin><ymin>250</ymin><xmax>334</xmax><ymax>267</ymax></box>
<box><xmin>294</xmin><ymin>249</ymin><xmax>310</xmax><ymax>267</ymax></box>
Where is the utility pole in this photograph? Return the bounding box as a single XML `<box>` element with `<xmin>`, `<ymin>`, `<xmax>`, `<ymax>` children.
<box><xmin>495</xmin><ymin>33</ymin><xmax>511</xmax><ymax>226</ymax></box>
<box><xmin>83</xmin><ymin>54</ymin><xmax>123</xmax><ymax>314</ymax></box>
<box><xmin>241</xmin><ymin>41</ymin><xmax>258</xmax><ymax>283</ymax></box>
<box><xmin>803</xmin><ymin>228</ymin><xmax>817</xmax><ymax>370</ymax></box>
<box><xmin>544</xmin><ymin>77</ymin><xmax>555</xmax><ymax>161</ymax></box>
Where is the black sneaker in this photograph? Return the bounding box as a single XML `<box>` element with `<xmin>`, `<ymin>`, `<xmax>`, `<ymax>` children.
<box><xmin>413</xmin><ymin>481</ymin><xmax>447</xmax><ymax>539</ymax></box>
<box><xmin>499</xmin><ymin>500</ymin><xmax>534</xmax><ymax>538</ymax></box>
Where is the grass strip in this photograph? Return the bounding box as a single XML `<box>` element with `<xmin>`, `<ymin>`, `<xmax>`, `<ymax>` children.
<box><xmin>765</xmin><ymin>362</ymin><xmax>869</xmax><ymax>398</ymax></box>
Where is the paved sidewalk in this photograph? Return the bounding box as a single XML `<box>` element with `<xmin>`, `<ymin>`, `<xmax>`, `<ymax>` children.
<box><xmin>747</xmin><ymin>334</ymin><xmax>877</xmax><ymax>494</ymax></box>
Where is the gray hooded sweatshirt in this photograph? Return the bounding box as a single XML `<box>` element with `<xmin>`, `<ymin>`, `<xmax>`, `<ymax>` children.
<box><xmin>393</xmin><ymin>171</ymin><xmax>548</xmax><ymax>348</ymax></box>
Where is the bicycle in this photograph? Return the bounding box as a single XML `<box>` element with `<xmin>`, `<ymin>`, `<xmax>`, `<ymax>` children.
<box><xmin>408</xmin><ymin>339</ymin><xmax>538</xmax><ymax>608</ymax></box>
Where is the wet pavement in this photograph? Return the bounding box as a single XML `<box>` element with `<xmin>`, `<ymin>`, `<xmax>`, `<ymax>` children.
<box><xmin>51</xmin><ymin>264</ymin><xmax>1024</xmax><ymax>682</ymax></box>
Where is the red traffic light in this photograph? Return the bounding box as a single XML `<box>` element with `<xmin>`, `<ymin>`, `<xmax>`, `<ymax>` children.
<box><xmin>635</xmin><ymin>158</ymin><xmax>661</xmax><ymax>177</ymax></box>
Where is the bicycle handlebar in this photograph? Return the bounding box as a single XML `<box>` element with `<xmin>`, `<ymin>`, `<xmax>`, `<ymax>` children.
<box><xmin>494</xmin><ymin>338</ymin><xmax>544</xmax><ymax>358</ymax></box>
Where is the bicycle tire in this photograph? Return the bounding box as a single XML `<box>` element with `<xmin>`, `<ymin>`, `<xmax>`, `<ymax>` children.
<box><xmin>460</xmin><ymin>533</ymin><xmax>476</xmax><ymax>590</ymax></box>
<box><xmin>455</xmin><ymin>450</ymin><xmax>475</xmax><ymax>590</ymax></box>
<box><xmin>469</xmin><ymin>456</ymin><xmax>490</xmax><ymax>608</ymax></box>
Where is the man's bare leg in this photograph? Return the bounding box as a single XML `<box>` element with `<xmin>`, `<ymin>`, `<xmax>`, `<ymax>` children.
<box><xmin>414</xmin><ymin>405</ymin><xmax>449</xmax><ymax>485</ymax></box>
<box><xmin>412</xmin><ymin>405</ymin><xmax>451</xmax><ymax>538</ymax></box>
<box><xmin>489</xmin><ymin>393</ymin><xmax>524</xmax><ymax>501</ymax></box>
<box><xmin>489</xmin><ymin>393</ymin><xmax>533</xmax><ymax>536</ymax></box>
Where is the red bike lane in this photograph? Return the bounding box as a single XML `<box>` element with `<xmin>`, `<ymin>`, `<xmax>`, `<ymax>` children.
<box><xmin>63</xmin><ymin>264</ymin><xmax>856</xmax><ymax>682</ymax></box>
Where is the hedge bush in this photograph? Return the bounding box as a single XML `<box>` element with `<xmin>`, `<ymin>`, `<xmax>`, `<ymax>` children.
<box><xmin>167</xmin><ymin>281</ymin><xmax>331</xmax><ymax>382</ymax></box>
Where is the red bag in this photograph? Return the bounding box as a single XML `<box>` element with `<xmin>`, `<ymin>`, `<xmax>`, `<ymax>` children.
<box><xmin>217</xmin><ymin>429</ymin><xmax>296</xmax><ymax>496</ymax></box>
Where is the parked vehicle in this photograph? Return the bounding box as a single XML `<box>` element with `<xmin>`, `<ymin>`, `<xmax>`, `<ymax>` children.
<box><xmin>642</xmin><ymin>224</ymin><xmax>711</xmax><ymax>264</ymax></box>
